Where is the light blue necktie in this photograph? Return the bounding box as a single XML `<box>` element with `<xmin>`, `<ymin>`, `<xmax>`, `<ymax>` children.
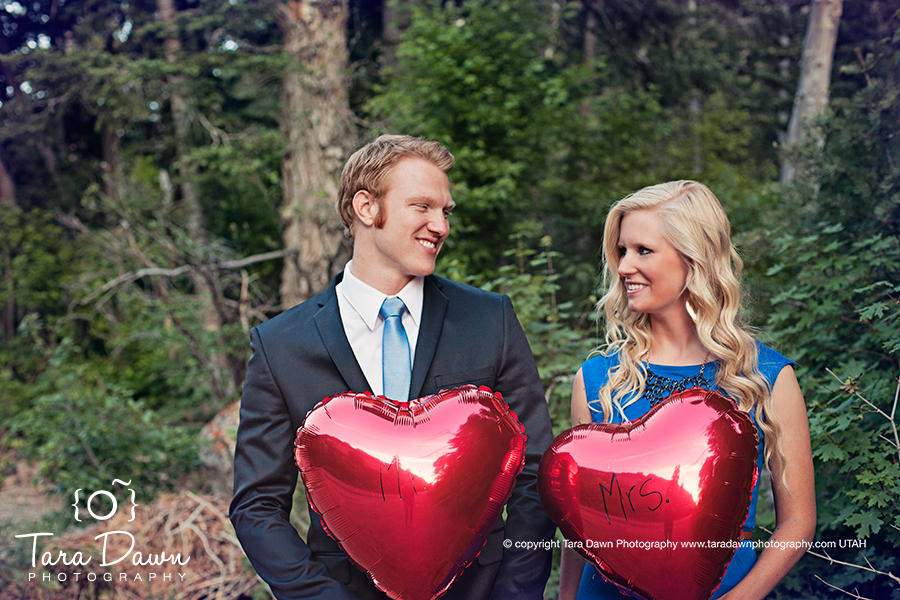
<box><xmin>380</xmin><ymin>297</ymin><xmax>411</xmax><ymax>401</ymax></box>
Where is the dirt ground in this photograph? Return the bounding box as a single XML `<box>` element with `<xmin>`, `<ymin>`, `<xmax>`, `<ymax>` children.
<box><xmin>0</xmin><ymin>457</ymin><xmax>62</xmax><ymax>526</ymax></box>
<box><xmin>0</xmin><ymin>454</ymin><xmax>259</xmax><ymax>600</ymax></box>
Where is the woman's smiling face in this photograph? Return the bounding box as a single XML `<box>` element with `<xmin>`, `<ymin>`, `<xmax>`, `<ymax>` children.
<box><xmin>615</xmin><ymin>209</ymin><xmax>690</xmax><ymax>319</ymax></box>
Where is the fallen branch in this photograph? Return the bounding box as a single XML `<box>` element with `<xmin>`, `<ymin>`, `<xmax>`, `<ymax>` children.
<box><xmin>216</xmin><ymin>248</ymin><xmax>297</xmax><ymax>269</ymax></box>
<box><xmin>75</xmin><ymin>249</ymin><xmax>298</xmax><ymax>307</ymax></box>
<box><xmin>76</xmin><ymin>266</ymin><xmax>192</xmax><ymax>306</ymax></box>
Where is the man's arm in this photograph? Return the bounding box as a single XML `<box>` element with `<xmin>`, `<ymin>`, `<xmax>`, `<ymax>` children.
<box><xmin>229</xmin><ymin>327</ymin><xmax>359</xmax><ymax>600</ymax></box>
<box><xmin>488</xmin><ymin>295</ymin><xmax>556</xmax><ymax>599</ymax></box>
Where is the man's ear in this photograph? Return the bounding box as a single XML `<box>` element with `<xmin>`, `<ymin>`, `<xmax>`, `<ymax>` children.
<box><xmin>352</xmin><ymin>190</ymin><xmax>379</xmax><ymax>228</ymax></box>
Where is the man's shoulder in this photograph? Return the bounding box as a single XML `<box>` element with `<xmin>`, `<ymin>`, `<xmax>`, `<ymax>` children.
<box><xmin>429</xmin><ymin>274</ymin><xmax>505</xmax><ymax>305</ymax></box>
<box><xmin>255</xmin><ymin>282</ymin><xmax>337</xmax><ymax>338</ymax></box>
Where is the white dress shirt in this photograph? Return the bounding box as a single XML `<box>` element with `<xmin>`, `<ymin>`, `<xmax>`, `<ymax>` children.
<box><xmin>336</xmin><ymin>261</ymin><xmax>423</xmax><ymax>397</ymax></box>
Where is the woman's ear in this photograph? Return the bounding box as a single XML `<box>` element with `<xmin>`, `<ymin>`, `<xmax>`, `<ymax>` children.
<box><xmin>352</xmin><ymin>190</ymin><xmax>379</xmax><ymax>228</ymax></box>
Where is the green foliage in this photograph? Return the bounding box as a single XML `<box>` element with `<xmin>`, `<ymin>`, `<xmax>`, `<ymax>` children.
<box><xmin>0</xmin><ymin>206</ymin><xmax>75</xmax><ymax>420</ymax></box>
<box><xmin>62</xmin><ymin>176</ymin><xmax>263</xmax><ymax>417</ymax></box>
<box><xmin>762</xmin><ymin>68</ymin><xmax>900</xmax><ymax>596</ymax></box>
<box><xmin>560</xmin><ymin>0</ymin><xmax>807</xmax><ymax>178</ymax></box>
<box><xmin>457</xmin><ymin>233</ymin><xmax>597</xmax><ymax>435</ymax></box>
<box><xmin>0</xmin><ymin>0</ymin><xmax>285</xmax><ymax>418</ymax></box>
<box><xmin>0</xmin><ymin>206</ymin><xmax>71</xmax><ymax>321</ymax></box>
<box><xmin>5</xmin><ymin>335</ymin><xmax>199</xmax><ymax>500</ymax></box>
<box><xmin>767</xmin><ymin>228</ymin><xmax>899</xmax><ymax>370</ymax></box>
<box><xmin>369</xmin><ymin>0</ymin><xmax>780</xmax><ymax>310</ymax></box>
<box><xmin>767</xmin><ymin>228</ymin><xmax>899</xmax><ymax>557</ymax></box>
<box><xmin>368</xmin><ymin>0</ymin><xmax>582</xmax><ymax>277</ymax></box>
<box><xmin>188</xmin><ymin>128</ymin><xmax>285</xmax><ymax>278</ymax></box>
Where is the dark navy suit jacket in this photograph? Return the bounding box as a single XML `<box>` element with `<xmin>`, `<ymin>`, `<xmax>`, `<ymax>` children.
<box><xmin>230</xmin><ymin>273</ymin><xmax>555</xmax><ymax>599</ymax></box>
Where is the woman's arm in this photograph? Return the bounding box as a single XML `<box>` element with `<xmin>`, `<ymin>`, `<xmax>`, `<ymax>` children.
<box><xmin>570</xmin><ymin>367</ymin><xmax>592</xmax><ymax>426</ymax></box>
<box><xmin>559</xmin><ymin>547</ymin><xmax>587</xmax><ymax>600</ymax></box>
<box><xmin>559</xmin><ymin>368</ymin><xmax>592</xmax><ymax>600</ymax></box>
<box><xmin>717</xmin><ymin>366</ymin><xmax>817</xmax><ymax>599</ymax></box>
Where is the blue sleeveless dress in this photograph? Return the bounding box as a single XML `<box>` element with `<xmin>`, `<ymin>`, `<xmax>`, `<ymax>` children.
<box><xmin>576</xmin><ymin>342</ymin><xmax>793</xmax><ymax>599</ymax></box>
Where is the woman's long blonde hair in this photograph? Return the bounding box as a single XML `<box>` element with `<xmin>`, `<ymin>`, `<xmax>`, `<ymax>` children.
<box><xmin>595</xmin><ymin>180</ymin><xmax>785</xmax><ymax>475</ymax></box>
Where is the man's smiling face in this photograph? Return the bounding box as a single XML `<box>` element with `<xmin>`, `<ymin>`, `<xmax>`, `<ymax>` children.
<box><xmin>357</xmin><ymin>157</ymin><xmax>454</xmax><ymax>293</ymax></box>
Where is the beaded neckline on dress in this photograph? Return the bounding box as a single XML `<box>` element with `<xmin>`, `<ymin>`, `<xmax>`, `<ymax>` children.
<box><xmin>643</xmin><ymin>356</ymin><xmax>714</xmax><ymax>406</ymax></box>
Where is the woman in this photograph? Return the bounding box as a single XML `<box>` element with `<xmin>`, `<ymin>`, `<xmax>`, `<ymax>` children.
<box><xmin>558</xmin><ymin>181</ymin><xmax>816</xmax><ymax>600</ymax></box>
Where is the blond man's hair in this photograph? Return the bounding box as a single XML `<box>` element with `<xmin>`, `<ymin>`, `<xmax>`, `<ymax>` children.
<box><xmin>336</xmin><ymin>135</ymin><xmax>454</xmax><ymax>236</ymax></box>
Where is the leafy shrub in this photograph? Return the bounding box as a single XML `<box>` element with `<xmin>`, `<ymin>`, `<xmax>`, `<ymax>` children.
<box><xmin>764</xmin><ymin>224</ymin><xmax>899</xmax><ymax>598</ymax></box>
<box><xmin>762</xmin><ymin>65</ymin><xmax>900</xmax><ymax>596</ymax></box>
<box><xmin>461</xmin><ymin>233</ymin><xmax>597</xmax><ymax>435</ymax></box>
<box><xmin>5</xmin><ymin>336</ymin><xmax>199</xmax><ymax>501</ymax></box>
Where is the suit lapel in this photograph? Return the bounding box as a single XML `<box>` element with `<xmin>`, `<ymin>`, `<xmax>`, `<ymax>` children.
<box><xmin>314</xmin><ymin>278</ymin><xmax>370</xmax><ymax>394</ymax></box>
<box><xmin>410</xmin><ymin>276</ymin><xmax>448</xmax><ymax>399</ymax></box>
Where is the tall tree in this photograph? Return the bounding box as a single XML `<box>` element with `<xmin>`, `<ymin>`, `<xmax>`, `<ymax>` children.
<box><xmin>0</xmin><ymin>154</ymin><xmax>15</xmax><ymax>340</ymax></box>
<box><xmin>277</xmin><ymin>0</ymin><xmax>353</xmax><ymax>308</ymax></box>
<box><xmin>0</xmin><ymin>0</ymin><xmax>285</xmax><ymax>406</ymax></box>
<box><xmin>0</xmin><ymin>156</ymin><xmax>14</xmax><ymax>207</ymax></box>
<box><xmin>582</xmin><ymin>0</ymin><xmax>598</xmax><ymax>64</ymax></box>
<box><xmin>381</xmin><ymin>0</ymin><xmax>411</xmax><ymax>69</ymax></box>
<box><xmin>157</xmin><ymin>0</ymin><xmax>234</xmax><ymax>398</ymax></box>
<box><xmin>781</xmin><ymin>0</ymin><xmax>844</xmax><ymax>184</ymax></box>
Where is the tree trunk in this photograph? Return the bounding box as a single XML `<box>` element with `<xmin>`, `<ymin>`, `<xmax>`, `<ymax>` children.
<box><xmin>687</xmin><ymin>0</ymin><xmax>703</xmax><ymax>175</ymax></box>
<box><xmin>382</xmin><ymin>0</ymin><xmax>421</xmax><ymax>70</ymax></box>
<box><xmin>0</xmin><ymin>154</ymin><xmax>15</xmax><ymax>340</ymax></box>
<box><xmin>0</xmin><ymin>154</ymin><xmax>14</xmax><ymax>208</ymax></box>
<box><xmin>100</xmin><ymin>124</ymin><xmax>123</xmax><ymax>201</ymax></box>
<box><xmin>781</xmin><ymin>0</ymin><xmax>843</xmax><ymax>184</ymax></box>
<box><xmin>157</xmin><ymin>0</ymin><xmax>204</xmax><ymax>241</ymax></box>
<box><xmin>0</xmin><ymin>34</ymin><xmax>18</xmax><ymax>340</ymax></box>
<box><xmin>277</xmin><ymin>1</ymin><xmax>353</xmax><ymax>308</ymax></box>
<box><xmin>158</xmin><ymin>0</ymin><xmax>233</xmax><ymax>402</ymax></box>
<box><xmin>382</xmin><ymin>0</ymin><xmax>402</xmax><ymax>70</ymax></box>
<box><xmin>583</xmin><ymin>0</ymin><xmax>597</xmax><ymax>65</ymax></box>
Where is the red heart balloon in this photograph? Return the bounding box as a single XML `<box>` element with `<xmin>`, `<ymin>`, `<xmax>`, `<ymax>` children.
<box><xmin>294</xmin><ymin>385</ymin><xmax>526</xmax><ymax>600</ymax></box>
<box><xmin>539</xmin><ymin>387</ymin><xmax>759</xmax><ymax>600</ymax></box>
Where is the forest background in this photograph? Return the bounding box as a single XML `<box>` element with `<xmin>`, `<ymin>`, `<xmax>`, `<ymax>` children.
<box><xmin>0</xmin><ymin>0</ymin><xmax>898</xmax><ymax>598</ymax></box>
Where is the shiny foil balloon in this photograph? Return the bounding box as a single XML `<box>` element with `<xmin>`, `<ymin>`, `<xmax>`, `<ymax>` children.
<box><xmin>294</xmin><ymin>385</ymin><xmax>526</xmax><ymax>600</ymax></box>
<box><xmin>539</xmin><ymin>387</ymin><xmax>759</xmax><ymax>600</ymax></box>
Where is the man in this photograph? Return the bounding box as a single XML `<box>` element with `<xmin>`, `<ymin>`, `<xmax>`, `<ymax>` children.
<box><xmin>230</xmin><ymin>135</ymin><xmax>555</xmax><ymax>599</ymax></box>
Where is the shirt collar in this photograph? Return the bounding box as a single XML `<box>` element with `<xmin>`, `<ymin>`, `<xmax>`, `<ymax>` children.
<box><xmin>341</xmin><ymin>260</ymin><xmax>424</xmax><ymax>330</ymax></box>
